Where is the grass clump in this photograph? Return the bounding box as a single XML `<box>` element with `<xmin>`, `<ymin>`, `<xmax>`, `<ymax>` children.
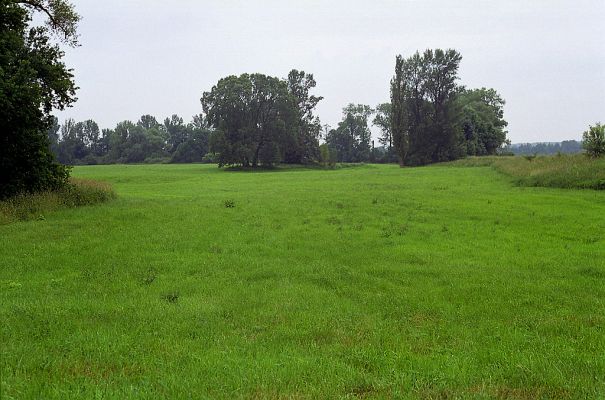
<box><xmin>449</xmin><ymin>154</ymin><xmax>605</xmax><ymax>190</ymax></box>
<box><xmin>0</xmin><ymin>178</ymin><xmax>116</xmax><ymax>224</ymax></box>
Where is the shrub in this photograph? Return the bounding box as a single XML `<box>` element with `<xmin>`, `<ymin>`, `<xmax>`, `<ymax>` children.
<box><xmin>583</xmin><ymin>122</ymin><xmax>605</xmax><ymax>158</ymax></box>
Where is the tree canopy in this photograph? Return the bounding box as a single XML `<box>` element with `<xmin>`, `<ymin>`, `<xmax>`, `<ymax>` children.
<box><xmin>325</xmin><ymin>104</ymin><xmax>374</xmax><ymax>163</ymax></box>
<box><xmin>0</xmin><ymin>0</ymin><xmax>79</xmax><ymax>198</ymax></box>
<box><xmin>48</xmin><ymin>114</ymin><xmax>213</xmax><ymax>165</ymax></box>
<box><xmin>201</xmin><ymin>70</ymin><xmax>322</xmax><ymax>167</ymax></box>
<box><xmin>390</xmin><ymin>49</ymin><xmax>509</xmax><ymax>166</ymax></box>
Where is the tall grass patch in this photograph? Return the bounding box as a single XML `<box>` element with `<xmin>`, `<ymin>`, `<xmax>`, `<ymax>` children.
<box><xmin>449</xmin><ymin>154</ymin><xmax>605</xmax><ymax>189</ymax></box>
<box><xmin>0</xmin><ymin>178</ymin><xmax>116</xmax><ymax>224</ymax></box>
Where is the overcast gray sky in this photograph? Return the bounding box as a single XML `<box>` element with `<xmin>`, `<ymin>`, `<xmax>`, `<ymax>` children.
<box><xmin>57</xmin><ymin>0</ymin><xmax>605</xmax><ymax>143</ymax></box>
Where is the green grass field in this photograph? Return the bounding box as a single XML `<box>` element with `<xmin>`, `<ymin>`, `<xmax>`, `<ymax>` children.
<box><xmin>1</xmin><ymin>163</ymin><xmax>604</xmax><ymax>399</ymax></box>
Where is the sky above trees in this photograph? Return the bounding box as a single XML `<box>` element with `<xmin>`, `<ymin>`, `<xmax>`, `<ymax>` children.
<box><xmin>56</xmin><ymin>0</ymin><xmax>604</xmax><ymax>143</ymax></box>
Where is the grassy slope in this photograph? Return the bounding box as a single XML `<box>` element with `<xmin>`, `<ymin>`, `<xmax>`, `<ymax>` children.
<box><xmin>1</xmin><ymin>164</ymin><xmax>604</xmax><ymax>399</ymax></box>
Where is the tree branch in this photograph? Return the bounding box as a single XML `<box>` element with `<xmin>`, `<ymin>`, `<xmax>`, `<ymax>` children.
<box><xmin>19</xmin><ymin>1</ymin><xmax>59</xmax><ymax>29</ymax></box>
<box><xmin>17</xmin><ymin>0</ymin><xmax>79</xmax><ymax>45</ymax></box>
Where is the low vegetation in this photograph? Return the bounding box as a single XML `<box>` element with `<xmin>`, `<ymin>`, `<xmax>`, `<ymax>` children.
<box><xmin>1</xmin><ymin>164</ymin><xmax>603</xmax><ymax>398</ymax></box>
<box><xmin>582</xmin><ymin>122</ymin><xmax>605</xmax><ymax>158</ymax></box>
<box><xmin>450</xmin><ymin>154</ymin><xmax>605</xmax><ymax>190</ymax></box>
<box><xmin>0</xmin><ymin>178</ymin><xmax>116</xmax><ymax>225</ymax></box>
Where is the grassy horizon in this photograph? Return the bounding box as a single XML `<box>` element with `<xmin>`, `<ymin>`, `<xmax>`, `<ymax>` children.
<box><xmin>1</xmin><ymin>163</ymin><xmax>604</xmax><ymax>399</ymax></box>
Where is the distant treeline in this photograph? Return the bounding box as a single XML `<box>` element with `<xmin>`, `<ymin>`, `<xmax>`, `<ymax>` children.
<box><xmin>50</xmin><ymin>53</ymin><xmax>511</xmax><ymax>167</ymax></box>
<box><xmin>504</xmin><ymin>141</ymin><xmax>583</xmax><ymax>156</ymax></box>
<box><xmin>48</xmin><ymin>114</ymin><xmax>214</xmax><ymax>165</ymax></box>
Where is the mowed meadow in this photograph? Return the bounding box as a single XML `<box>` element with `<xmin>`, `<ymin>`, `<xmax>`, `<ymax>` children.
<box><xmin>1</xmin><ymin>163</ymin><xmax>604</xmax><ymax>399</ymax></box>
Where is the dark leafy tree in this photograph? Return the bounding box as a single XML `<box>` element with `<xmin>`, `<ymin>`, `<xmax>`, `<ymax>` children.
<box><xmin>49</xmin><ymin>113</ymin><xmax>213</xmax><ymax>165</ymax></box>
<box><xmin>583</xmin><ymin>123</ymin><xmax>605</xmax><ymax>158</ymax></box>
<box><xmin>138</xmin><ymin>114</ymin><xmax>161</xmax><ymax>130</ymax></box>
<box><xmin>284</xmin><ymin>69</ymin><xmax>323</xmax><ymax>163</ymax></box>
<box><xmin>373</xmin><ymin>103</ymin><xmax>397</xmax><ymax>162</ymax></box>
<box><xmin>202</xmin><ymin>73</ymin><xmax>298</xmax><ymax>167</ymax></box>
<box><xmin>325</xmin><ymin>104</ymin><xmax>373</xmax><ymax>162</ymax></box>
<box><xmin>47</xmin><ymin>115</ymin><xmax>60</xmax><ymax>155</ymax></box>
<box><xmin>171</xmin><ymin>120</ymin><xmax>211</xmax><ymax>163</ymax></box>
<box><xmin>164</xmin><ymin>114</ymin><xmax>187</xmax><ymax>153</ymax></box>
<box><xmin>0</xmin><ymin>0</ymin><xmax>79</xmax><ymax>198</ymax></box>
<box><xmin>456</xmin><ymin>88</ymin><xmax>508</xmax><ymax>155</ymax></box>
<box><xmin>390</xmin><ymin>49</ymin><xmax>463</xmax><ymax>165</ymax></box>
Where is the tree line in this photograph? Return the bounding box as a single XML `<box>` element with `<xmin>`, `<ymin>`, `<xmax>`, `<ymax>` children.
<box><xmin>505</xmin><ymin>141</ymin><xmax>583</xmax><ymax>156</ymax></box>
<box><xmin>45</xmin><ymin>50</ymin><xmax>512</xmax><ymax>170</ymax></box>
<box><xmin>48</xmin><ymin>114</ymin><xmax>214</xmax><ymax>165</ymax></box>
<box><xmin>203</xmin><ymin>49</ymin><xmax>509</xmax><ymax>167</ymax></box>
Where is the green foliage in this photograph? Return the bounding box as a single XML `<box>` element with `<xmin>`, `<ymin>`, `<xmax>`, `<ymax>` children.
<box><xmin>0</xmin><ymin>0</ymin><xmax>78</xmax><ymax>198</ymax></box>
<box><xmin>319</xmin><ymin>143</ymin><xmax>336</xmax><ymax>167</ymax></box>
<box><xmin>284</xmin><ymin>69</ymin><xmax>323</xmax><ymax>164</ymax></box>
<box><xmin>456</xmin><ymin>88</ymin><xmax>508</xmax><ymax>155</ymax></box>
<box><xmin>49</xmin><ymin>114</ymin><xmax>212</xmax><ymax>165</ymax></box>
<box><xmin>202</xmin><ymin>70</ymin><xmax>322</xmax><ymax>168</ymax></box>
<box><xmin>582</xmin><ymin>122</ymin><xmax>605</xmax><ymax>158</ymax></box>
<box><xmin>18</xmin><ymin>0</ymin><xmax>80</xmax><ymax>46</ymax></box>
<box><xmin>390</xmin><ymin>49</ymin><xmax>509</xmax><ymax>166</ymax></box>
<box><xmin>1</xmin><ymin>163</ymin><xmax>603</xmax><ymax>397</ymax></box>
<box><xmin>325</xmin><ymin>104</ymin><xmax>373</xmax><ymax>162</ymax></box>
<box><xmin>202</xmin><ymin>73</ymin><xmax>297</xmax><ymax>167</ymax></box>
<box><xmin>390</xmin><ymin>49</ymin><xmax>463</xmax><ymax>165</ymax></box>
<box><xmin>0</xmin><ymin>177</ymin><xmax>115</xmax><ymax>224</ymax></box>
<box><xmin>372</xmin><ymin>103</ymin><xmax>397</xmax><ymax>163</ymax></box>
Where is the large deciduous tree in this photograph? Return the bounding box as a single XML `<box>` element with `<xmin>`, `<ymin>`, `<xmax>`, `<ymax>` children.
<box><xmin>390</xmin><ymin>49</ymin><xmax>463</xmax><ymax>165</ymax></box>
<box><xmin>0</xmin><ymin>0</ymin><xmax>79</xmax><ymax>198</ymax></box>
<box><xmin>456</xmin><ymin>88</ymin><xmax>508</xmax><ymax>155</ymax></box>
<box><xmin>202</xmin><ymin>73</ymin><xmax>298</xmax><ymax>167</ymax></box>
<box><xmin>284</xmin><ymin>69</ymin><xmax>323</xmax><ymax>164</ymax></box>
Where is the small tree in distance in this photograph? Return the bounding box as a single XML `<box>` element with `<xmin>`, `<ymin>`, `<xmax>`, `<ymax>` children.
<box><xmin>582</xmin><ymin>123</ymin><xmax>605</xmax><ymax>158</ymax></box>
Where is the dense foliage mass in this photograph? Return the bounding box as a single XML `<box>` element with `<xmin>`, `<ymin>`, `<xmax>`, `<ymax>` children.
<box><xmin>390</xmin><ymin>49</ymin><xmax>509</xmax><ymax>166</ymax></box>
<box><xmin>199</xmin><ymin>49</ymin><xmax>513</xmax><ymax>168</ymax></box>
<box><xmin>48</xmin><ymin>114</ymin><xmax>213</xmax><ymax>165</ymax></box>
<box><xmin>324</xmin><ymin>104</ymin><xmax>374</xmax><ymax>163</ymax></box>
<box><xmin>582</xmin><ymin>122</ymin><xmax>605</xmax><ymax>158</ymax></box>
<box><xmin>201</xmin><ymin>70</ymin><xmax>322</xmax><ymax>167</ymax></box>
<box><xmin>0</xmin><ymin>0</ymin><xmax>79</xmax><ymax>198</ymax></box>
